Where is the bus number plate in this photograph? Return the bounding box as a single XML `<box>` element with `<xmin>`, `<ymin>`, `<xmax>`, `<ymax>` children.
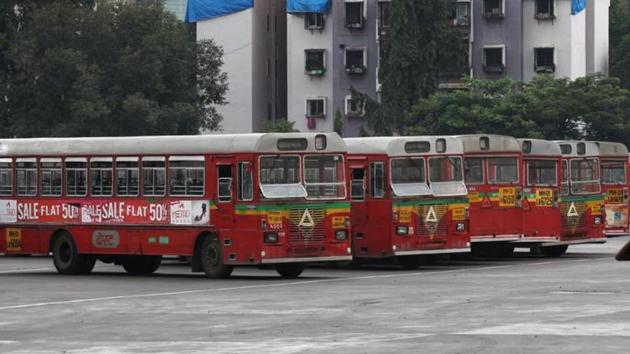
<box><xmin>499</xmin><ymin>188</ymin><xmax>516</xmax><ymax>207</ymax></box>
<box><xmin>607</xmin><ymin>189</ymin><xmax>623</xmax><ymax>204</ymax></box>
<box><xmin>536</xmin><ymin>189</ymin><xmax>553</xmax><ymax>207</ymax></box>
<box><xmin>6</xmin><ymin>228</ymin><xmax>21</xmax><ymax>252</ymax></box>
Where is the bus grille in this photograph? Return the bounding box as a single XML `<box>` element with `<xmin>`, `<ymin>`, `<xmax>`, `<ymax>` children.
<box><xmin>560</xmin><ymin>201</ymin><xmax>587</xmax><ymax>229</ymax></box>
<box><xmin>416</xmin><ymin>205</ymin><xmax>449</xmax><ymax>237</ymax></box>
<box><xmin>288</xmin><ymin>207</ymin><xmax>326</xmax><ymax>245</ymax></box>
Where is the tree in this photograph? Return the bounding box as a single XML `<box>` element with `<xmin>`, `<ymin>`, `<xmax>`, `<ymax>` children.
<box><xmin>262</xmin><ymin>119</ymin><xmax>299</xmax><ymax>133</ymax></box>
<box><xmin>4</xmin><ymin>0</ymin><xmax>228</xmax><ymax>137</ymax></box>
<box><xmin>610</xmin><ymin>0</ymin><xmax>630</xmax><ymax>88</ymax></box>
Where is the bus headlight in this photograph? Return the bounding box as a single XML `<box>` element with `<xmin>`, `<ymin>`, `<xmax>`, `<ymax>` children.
<box><xmin>396</xmin><ymin>226</ymin><xmax>409</xmax><ymax>235</ymax></box>
<box><xmin>594</xmin><ymin>216</ymin><xmax>602</xmax><ymax>225</ymax></box>
<box><xmin>263</xmin><ymin>232</ymin><xmax>279</xmax><ymax>243</ymax></box>
<box><xmin>456</xmin><ymin>223</ymin><xmax>466</xmax><ymax>232</ymax></box>
<box><xmin>335</xmin><ymin>230</ymin><xmax>347</xmax><ymax>241</ymax></box>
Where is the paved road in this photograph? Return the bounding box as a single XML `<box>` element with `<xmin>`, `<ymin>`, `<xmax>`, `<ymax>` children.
<box><xmin>1</xmin><ymin>237</ymin><xmax>630</xmax><ymax>353</ymax></box>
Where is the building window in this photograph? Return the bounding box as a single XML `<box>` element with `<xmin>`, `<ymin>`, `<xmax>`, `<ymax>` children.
<box><xmin>65</xmin><ymin>159</ymin><xmax>87</xmax><ymax>197</ymax></box>
<box><xmin>377</xmin><ymin>0</ymin><xmax>391</xmax><ymax>34</ymax></box>
<box><xmin>345</xmin><ymin>0</ymin><xmax>365</xmax><ymax>29</ymax></box>
<box><xmin>345</xmin><ymin>95</ymin><xmax>365</xmax><ymax>117</ymax></box>
<box><xmin>305</xmin><ymin>49</ymin><xmax>326</xmax><ymax>76</ymax></box>
<box><xmin>345</xmin><ymin>48</ymin><xmax>366</xmax><ymax>74</ymax></box>
<box><xmin>305</xmin><ymin>97</ymin><xmax>326</xmax><ymax>118</ymax></box>
<box><xmin>0</xmin><ymin>159</ymin><xmax>13</xmax><ymax>196</ymax></box>
<box><xmin>483</xmin><ymin>46</ymin><xmax>504</xmax><ymax>73</ymax></box>
<box><xmin>90</xmin><ymin>158</ymin><xmax>113</xmax><ymax>196</ymax></box>
<box><xmin>305</xmin><ymin>13</ymin><xmax>324</xmax><ymax>30</ymax></box>
<box><xmin>450</xmin><ymin>1</ymin><xmax>470</xmax><ymax>27</ymax></box>
<box><xmin>116</xmin><ymin>158</ymin><xmax>139</xmax><ymax>196</ymax></box>
<box><xmin>535</xmin><ymin>0</ymin><xmax>555</xmax><ymax>19</ymax></box>
<box><xmin>534</xmin><ymin>48</ymin><xmax>555</xmax><ymax>73</ymax></box>
<box><xmin>142</xmin><ymin>157</ymin><xmax>166</xmax><ymax>196</ymax></box>
<box><xmin>169</xmin><ymin>157</ymin><xmax>204</xmax><ymax>196</ymax></box>
<box><xmin>484</xmin><ymin>0</ymin><xmax>504</xmax><ymax>18</ymax></box>
<box><xmin>40</xmin><ymin>159</ymin><xmax>62</xmax><ymax>197</ymax></box>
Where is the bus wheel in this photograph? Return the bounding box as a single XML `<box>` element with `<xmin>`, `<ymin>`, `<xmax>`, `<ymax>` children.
<box><xmin>200</xmin><ymin>236</ymin><xmax>233</xmax><ymax>278</ymax></box>
<box><xmin>276</xmin><ymin>263</ymin><xmax>305</xmax><ymax>278</ymax></box>
<box><xmin>121</xmin><ymin>256</ymin><xmax>162</xmax><ymax>275</ymax></box>
<box><xmin>398</xmin><ymin>256</ymin><xmax>421</xmax><ymax>270</ymax></box>
<box><xmin>52</xmin><ymin>232</ymin><xmax>96</xmax><ymax>275</ymax></box>
<box><xmin>542</xmin><ymin>245</ymin><xmax>568</xmax><ymax>258</ymax></box>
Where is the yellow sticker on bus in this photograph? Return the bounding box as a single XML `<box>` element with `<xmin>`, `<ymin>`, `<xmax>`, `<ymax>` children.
<box><xmin>6</xmin><ymin>228</ymin><xmax>22</xmax><ymax>252</ymax></box>
<box><xmin>536</xmin><ymin>189</ymin><xmax>553</xmax><ymax>207</ymax></box>
<box><xmin>499</xmin><ymin>187</ymin><xmax>516</xmax><ymax>207</ymax></box>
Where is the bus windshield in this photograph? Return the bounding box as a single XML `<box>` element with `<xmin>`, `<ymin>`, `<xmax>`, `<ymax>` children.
<box><xmin>570</xmin><ymin>158</ymin><xmax>600</xmax><ymax>194</ymax></box>
<box><xmin>303</xmin><ymin>155</ymin><xmax>346</xmax><ymax>200</ymax></box>
<box><xmin>487</xmin><ymin>157</ymin><xmax>518</xmax><ymax>184</ymax></box>
<box><xmin>527</xmin><ymin>160</ymin><xmax>557</xmax><ymax>186</ymax></box>
<box><xmin>429</xmin><ymin>156</ymin><xmax>467</xmax><ymax>196</ymax></box>
<box><xmin>259</xmin><ymin>156</ymin><xmax>307</xmax><ymax>199</ymax></box>
<box><xmin>601</xmin><ymin>160</ymin><xmax>626</xmax><ymax>185</ymax></box>
<box><xmin>390</xmin><ymin>158</ymin><xmax>430</xmax><ymax>197</ymax></box>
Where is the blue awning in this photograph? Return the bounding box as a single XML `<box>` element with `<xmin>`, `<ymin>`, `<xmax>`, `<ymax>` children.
<box><xmin>185</xmin><ymin>0</ymin><xmax>253</xmax><ymax>23</ymax></box>
<box><xmin>287</xmin><ymin>0</ymin><xmax>331</xmax><ymax>14</ymax></box>
<box><xmin>571</xmin><ymin>0</ymin><xmax>587</xmax><ymax>15</ymax></box>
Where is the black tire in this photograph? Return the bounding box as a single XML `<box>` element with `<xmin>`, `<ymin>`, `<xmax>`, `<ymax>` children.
<box><xmin>200</xmin><ymin>236</ymin><xmax>233</xmax><ymax>278</ymax></box>
<box><xmin>121</xmin><ymin>255</ymin><xmax>162</xmax><ymax>275</ymax></box>
<box><xmin>398</xmin><ymin>256</ymin><xmax>422</xmax><ymax>270</ymax></box>
<box><xmin>52</xmin><ymin>232</ymin><xmax>96</xmax><ymax>275</ymax></box>
<box><xmin>276</xmin><ymin>263</ymin><xmax>305</xmax><ymax>278</ymax></box>
<box><xmin>542</xmin><ymin>245</ymin><xmax>569</xmax><ymax>258</ymax></box>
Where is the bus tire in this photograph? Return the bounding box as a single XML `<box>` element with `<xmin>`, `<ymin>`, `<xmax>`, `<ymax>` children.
<box><xmin>121</xmin><ymin>256</ymin><xmax>162</xmax><ymax>275</ymax></box>
<box><xmin>542</xmin><ymin>245</ymin><xmax>568</xmax><ymax>258</ymax></box>
<box><xmin>200</xmin><ymin>236</ymin><xmax>233</xmax><ymax>278</ymax></box>
<box><xmin>276</xmin><ymin>263</ymin><xmax>305</xmax><ymax>278</ymax></box>
<box><xmin>398</xmin><ymin>256</ymin><xmax>421</xmax><ymax>270</ymax></box>
<box><xmin>52</xmin><ymin>232</ymin><xmax>96</xmax><ymax>275</ymax></box>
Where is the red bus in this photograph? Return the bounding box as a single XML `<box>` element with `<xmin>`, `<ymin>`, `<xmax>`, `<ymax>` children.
<box><xmin>594</xmin><ymin>141</ymin><xmax>629</xmax><ymax>237</ymax></box>
<box><xmin>0</xmin><ymin>133</ymin><xmax>352</xmax><ymax>278</ymax></box>
<box><xmin>345</xmin><ymin>137</ymin><xmax>470</xmax><ymax>269</ymax></box>
<box><xmin>514</xmin><ymin>139</ymin><xmax>564</xmax><ymax>255</ymax></box>
<box><xmin>458</xmin><ymin>135</ymin><xmax>523</xmax><ymax>257</ymax></box>
<box><xmin>552</xmin><ymin>140</ymin><xmax>606</xmax><ymax>256</ymax></box>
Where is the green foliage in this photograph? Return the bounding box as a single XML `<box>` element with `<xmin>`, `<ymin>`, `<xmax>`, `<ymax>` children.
<box><xmin>365</xmin><ymin>0</ymin><xmax>460</xmax><ymax>135</ymax></box>
<box><xmin>334</xmin><ymin>109</ymin><xmax>343</xmax><ymax>135</ymax></box>
<box><xmin>1</xmin><ymin>0</ymin><xmax>227</xmax><ymax>137</ymax></box>
<box><xmin>405</xmin><ymin>75</ymin><xmax>630</xmax><ymax>146</ymax></box>
<box><xmin>262</xmin><ymin>119</ymin><xmax>299</xmax><ymax>133</ymax></box>
<box><xmin>610</xmin><ymin>0</ymin><xmax>630</xmax><ymax>88</ymax></box>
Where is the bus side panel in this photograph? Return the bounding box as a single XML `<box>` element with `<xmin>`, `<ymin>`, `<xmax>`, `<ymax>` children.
<box><xmin>0</xmin><ymin>226</ymin><xmax>50</xmax><ymax>254</ymax></box>
<box><xmin>353</xmin><ymin>199</ymin><xmax>393</xmax><ymax>258</ymax></box>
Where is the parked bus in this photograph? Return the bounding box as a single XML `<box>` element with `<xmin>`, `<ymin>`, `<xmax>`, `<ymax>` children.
<box><xmin>594</xmin><ymin>141</ymin><xmax>629</xmax><ymax>237</ymax></box>
<box><xmin>458</xmin><ymin>135</ymin><xmax>522</xmax><ymax>257</ymax></box>
<box><xmin>514</xmin><ymin>139</ymin><xmax>564</xmax><ymax>255</ymax></box>
<box><xmin>0</xmin><ymin>133</ymin><xmax>353</xmax><ymax>278</ymax></box>
<box><xmin>552</xmin><ymin>140</ymin><xmax>607</xmax><ymax>256</ymax></box>
<box><xmin>344</xmin><ymin>136</ymin><xmax>470</xmax><ymax>269</ymax></box>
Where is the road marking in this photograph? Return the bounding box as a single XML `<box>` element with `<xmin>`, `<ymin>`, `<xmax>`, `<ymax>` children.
<box><xmin>551</xmin><ymin>291</ymin><xmax>619</xmax><ymax>295</ymax></box>
<box><xmin>0</xmin><ymin>267</ymin><xmax>54</xmax><ymax>274</ymax></box>
<box><xmin>458</xmin><ymin>322</ymin><xmax>630</xmax><ymax>337</ymax></box>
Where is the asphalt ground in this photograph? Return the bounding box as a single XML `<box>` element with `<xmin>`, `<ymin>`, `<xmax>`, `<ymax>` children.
<box><xmin>1</xmin><ymin>237</ymin><xmax>630</xmax><ymax>354</ymax></box>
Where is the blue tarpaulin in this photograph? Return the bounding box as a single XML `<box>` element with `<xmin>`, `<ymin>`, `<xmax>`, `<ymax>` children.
<box><xmin>571</xmin><ymin>0</ymin><xmax>587</xmax><ymax>15</ymax></box>
<box><xmin>185</xmin><ymin>0</ymin><xmax>253</xmax><ymax>23</ymax></box>
<box><xmin>287</xmin><ymin>0</ymin><xmax>331</xmax><ymax>13</ymax></box>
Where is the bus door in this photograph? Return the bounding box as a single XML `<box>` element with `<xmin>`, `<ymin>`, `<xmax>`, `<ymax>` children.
<box><xmin>484</xmin><ymin>155</ymin><xmax>522</xmax><ymax>238</ymax></box>
<box><xmin>215</xmin><ymin>159</ymin><xmax>235</xmax><ymax>226</ymax></box>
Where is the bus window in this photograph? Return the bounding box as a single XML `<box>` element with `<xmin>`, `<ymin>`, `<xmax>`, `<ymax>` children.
<box><xmin>487</xmin><ymin>157</ymin><xmax>518</xmax><ymax>184</ymax></box>
<box><xmin>16</xmin><ymin>159</ymin><xmax>36</xmax><ymax>196</ymax></box>
<box><xmin>527</xmin><ymin>160</ymin><xmax>557</xmax><ymax>186</ymax></box>
<box><xmin>390</xmin><ymin>158</ymin><xmax>429</xmax><ymax>197</ymax></box>
<box><xmin>142</xmin><ymin>157</ymin><xmax>166</xmax><ymax>196</ymax></box>
<box><xmin>464</xmin><ymin>158</ymin><xmax>483</xmax><ymax>184</ymax></box>
<box><xmin>116</xmin><ymin>158</ymin><xmax>139</xmax><ymax>196</ymax></box>
<box><xmin>561</xmin><ymin>160</ymin><xmax>569</xmax><ymax>195</ymax></box>
<box><xmin>218</xmin><ymin>165</ymin><xmax>232</xmax><ymax>202</ymax></box>
<box><xmin>351</xmin><ymin>168</ymin><xmax>365</xmax><ymax>201</ymax></box>
<box><xmin>169</xmin><ymin>157</ymin><xmax>205</xmax><ymax>196</ymax></box>
<box><xmin>237</xmin><ymin>162</ymin><xmax>253</xmax><ymax>201</ymax></box>
<box><xmin>570</xmin><ymin>158</ymin><xmax>600</xmax><ymax>194</ymax></box>
<box><xmin>0</xmin><ymin>159</ymin><xmax>13</xmax><ymax>196</ymax></box>
<box><xmin>429</xmin><ymin>157</ymin><xmax>463</xmax><ymax>182</ymax></box>
<box><xmin>601</xmin><ymin>160</ymin><xmax>627</xmax><ymax>185</ymax></box>
<box><xmin>303</xmin><ymin>155</ymin><xmax>346</xmax><ymax>200</ymax></box>
<box><xmin>259</xmin><ymin>156</ymin><xmax>306</xmax><ymax>199</ymax></box>
<box><xmin>91</xmin><ymin>158</ymin><xmax>113</xmax><ymax>196</ymax></box>
<box><xmin>40</xmin><ymin>159</ymin><xmax>62</xmax><ymax>197</ymax></box>
<box><xmin>370</xmin><ymin>162</ymin><xmax>385</xmax><ymax>198</ymax></box>
<box><xmin>65</xmin><ymin>159</ymin><xmax>87</xmax><ymax>197</ymax></box>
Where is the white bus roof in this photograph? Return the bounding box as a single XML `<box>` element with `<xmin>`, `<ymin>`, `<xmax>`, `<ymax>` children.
<box><xmin>594</xmin><ymin>141</ymin><xmax>628</xmax><ymax>157</ymax></box>
<box><xmin>0</xmin><ymin>133</ymin><xmax>346</xmax><ymax>157</ymax></box>
<box><xmin>344</xmin><ymin>136</ymin><xmax>464</xmax><ymax>156</ymax></box>
<box><xmin>456</xmin><ymin>135</ymin><xmax>521</xmax><ymax>153</ymax></box>
<box><xmin>554</xmin><ymin>140</ymin><xmax>600</xmax><ymax>157</ymax></box>
<box><xmin>517</xmin><ymin>139</ymin><xmax>561</xmax><ymax>156</ymax></box>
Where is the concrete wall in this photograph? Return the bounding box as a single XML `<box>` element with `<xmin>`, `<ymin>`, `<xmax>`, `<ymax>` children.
<box><xmin>472</xmin><ymin>0</ymin><xmax>523</xmax><ymax>80</ymax></box>
<box><xmin>586</xmin><ymin>0</ymin><xmax>610</xmax><ymax>75</ymax></box>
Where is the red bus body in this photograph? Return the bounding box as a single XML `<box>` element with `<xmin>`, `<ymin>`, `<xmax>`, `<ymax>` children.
<box><xmin>0</xmin><ymin>133</ymin><xmax>352</xmax><ymax>277</ymax></box>
<box><xmin>554</xmin><ymin>141</ymin><xmax>606</xmax><ymax>248</ymax></box>
<box><xmin>345</xmin><ymin>137</ymin><xmax>470</xmax><ymax>268</ymax></box>
<box><xmin>594</xmin><ymin>142</ymin><xmax>629</xmax><ymax>237</ymax></box>
<box><xmin>458</xmin><ymin>135</ymin><xmax>523</xmax><ymax>255</ymax></box>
